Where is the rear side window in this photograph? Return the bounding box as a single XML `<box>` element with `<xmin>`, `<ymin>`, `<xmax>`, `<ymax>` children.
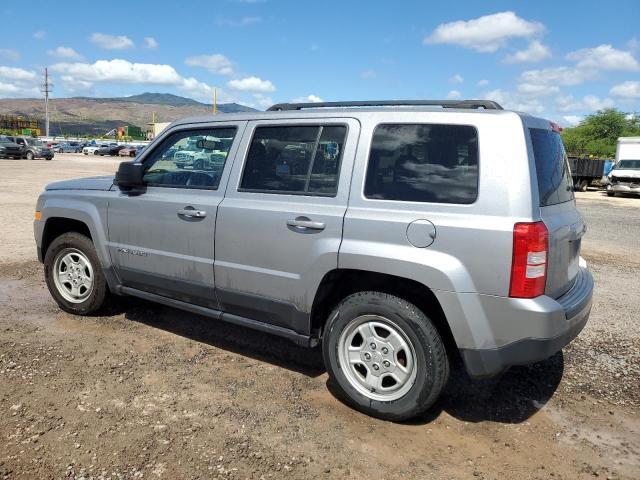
<box><xmin>364</xmin><ymin>124</ymin><xmax>479</xmax><ymax>204</ymax></box>
<box><xmin>529</xmin><ymin>128</ymin><xmax>574</xmax><ymax>206</ymax></box>
<box><xmin>240</xmin><ymin>125</ymin><xmax>346</xmax><ymax>196</ymax></box>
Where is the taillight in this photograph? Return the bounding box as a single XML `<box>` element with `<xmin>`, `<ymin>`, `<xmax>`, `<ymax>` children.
<box><xmin>509</xmin><ymin>221</ymin><xmax>548</xmax><ymax>298</ymax></box>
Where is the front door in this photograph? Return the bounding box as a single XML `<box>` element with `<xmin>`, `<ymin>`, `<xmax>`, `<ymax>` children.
<box><xmin>214</xmin><ymin>119</ymin><xmax>359</xmax><ymax>333</ymax></box>
<box><xmin>107</xmin><ymin>122</ymin><xmax>245</xmax><ymax>308</ymax></box>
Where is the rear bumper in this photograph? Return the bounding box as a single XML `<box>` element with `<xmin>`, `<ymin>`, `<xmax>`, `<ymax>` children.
<box><xmin>608</xmin><ymin>183</ymin><xmax>640</xmax><ymax>194</ymax></box>
<box><xmin>457</xmin><ymin>265</ymin><xmax>593</xmax><ymax>378</ymax></box>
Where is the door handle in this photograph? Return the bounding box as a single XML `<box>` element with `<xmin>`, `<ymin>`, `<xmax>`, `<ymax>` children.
<box><xmin>287</xmin><ymin>217</ymin><xmax>326</xmax><ymax>231</ymax></box>
<box><xmin>177</xmin><ymin>208</ymin><xmax>207</xmax><ymax>218</ymax></box>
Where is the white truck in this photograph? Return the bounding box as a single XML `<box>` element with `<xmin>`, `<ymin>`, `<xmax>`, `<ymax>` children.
<box><xmin>605</xmin><ymin>137</ymin><xmax>640</xmax><ymax>197</ymax></box>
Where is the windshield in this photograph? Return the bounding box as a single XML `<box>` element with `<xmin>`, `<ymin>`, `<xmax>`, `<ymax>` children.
<box><xmin>617</xmin><ymin>160</ymin><xmax>640</xmax><ymax>170</ymax></box>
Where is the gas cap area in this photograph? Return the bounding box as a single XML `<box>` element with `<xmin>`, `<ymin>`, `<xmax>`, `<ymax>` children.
<box><xmin>406</xmin><ymin>219</ymin><xmax>436</xmax><ymax>248</ymax></box>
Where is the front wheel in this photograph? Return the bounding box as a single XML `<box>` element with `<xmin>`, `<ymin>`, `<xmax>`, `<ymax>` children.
<box><xmin>44</xmin><ymin>232</ymin><xmax>110</xmax><ymax>315</ymax></box>
<box><xmin>607</xmin><ymin>190</ymin><xmax>616</xmax><ymax>197</ymax></box>
<box><xmin>323</xmin><ymin>291</ymin><xmax>449</xmax><ymax>421</ymax></box>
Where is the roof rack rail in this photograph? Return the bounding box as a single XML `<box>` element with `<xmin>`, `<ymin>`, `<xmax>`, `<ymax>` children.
<box><xmin>267</xmin><ymin>99</ymin><xmax>503</xmax><ymax>111</ymax></box>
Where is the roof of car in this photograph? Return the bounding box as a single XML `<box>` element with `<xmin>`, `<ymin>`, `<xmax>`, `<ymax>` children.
<box><xmin>174</xmin><ymin>106</ymin><xmax>526</xmax><ymax>127</ymax></box>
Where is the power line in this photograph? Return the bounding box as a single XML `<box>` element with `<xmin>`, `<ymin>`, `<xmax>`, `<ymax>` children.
<box><xmin>41</xmin><ymin>68</ymin><xmax>53</xmax><ymax>137</ymax></box>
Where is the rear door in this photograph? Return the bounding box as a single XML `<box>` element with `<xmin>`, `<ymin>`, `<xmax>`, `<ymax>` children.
<box><xmin>214</xmin><ymin>118</ymin><xmax>359</xmax><ymax>333</ymax></box>
<box><xmin>528</xmin><ymin>125</ymin><xmax>585</xmax><ymax>298</ymax></box>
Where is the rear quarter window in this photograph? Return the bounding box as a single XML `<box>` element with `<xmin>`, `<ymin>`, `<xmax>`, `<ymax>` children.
<box><xmin>364</xmin><ymin>124</ymin><xmax>479</xmax><ymax>204</ymax></box>
<box><xmin>529</xmin><ymin>128</ymin><xmax>574</xmax><ymax>206</ymax></box>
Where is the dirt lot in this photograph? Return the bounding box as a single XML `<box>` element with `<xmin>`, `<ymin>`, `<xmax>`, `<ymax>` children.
<box><xmin>1</xmin><ymin>154</ymin><xmax>639</xmax><ymax>479</ymax></box>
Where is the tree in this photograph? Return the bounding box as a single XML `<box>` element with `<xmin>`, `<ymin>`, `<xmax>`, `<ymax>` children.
<box><xmin>561</xmin><ymin>108</ymin><xmax>640</xmax><ymax>158</ymax></box>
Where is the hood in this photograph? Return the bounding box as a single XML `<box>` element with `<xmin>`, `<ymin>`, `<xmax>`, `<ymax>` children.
<box><xmin>45</xmin><ymin>175</ymin><xmax>115</xmax><ymax>191</ymax></box>
<box><xmin>610</xmin><ymin>169</ymin><xmax>640</xmax><ymax>178</ymax></box>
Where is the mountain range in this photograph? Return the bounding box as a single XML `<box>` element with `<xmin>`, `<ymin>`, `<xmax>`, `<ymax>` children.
<box><xmin>0</xmin><ymin>93</ymin><xmax>257</xmax><ymax>136</ymax></box>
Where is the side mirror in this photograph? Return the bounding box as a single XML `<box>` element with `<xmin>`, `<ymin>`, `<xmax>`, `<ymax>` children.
<box><xmin>115</xmin><ymin>161</ymin><xmax>145</xmax><ymax>188</ymax></box>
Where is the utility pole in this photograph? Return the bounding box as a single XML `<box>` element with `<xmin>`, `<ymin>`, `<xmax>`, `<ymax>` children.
<box><xmin>41</xmin><ymin>68</ymin><xmax>52</xmax><ymax>137</ymax></box>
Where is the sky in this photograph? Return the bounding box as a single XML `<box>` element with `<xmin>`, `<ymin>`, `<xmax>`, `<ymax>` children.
<box><xmin>0</xmin><ymin>0</ymin><xmax>639</xmax><ymax>125</ymax></box>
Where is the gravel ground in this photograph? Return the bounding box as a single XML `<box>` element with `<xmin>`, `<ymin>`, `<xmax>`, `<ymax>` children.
<box><xmin>0</xmin><ymin>156</ymin><xmax>639</xmax><ymax>479</ymax></box>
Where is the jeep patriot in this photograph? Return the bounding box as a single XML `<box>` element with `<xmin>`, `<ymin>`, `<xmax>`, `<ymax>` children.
<box><xmin>34</xmin><ymin>100</ymin><xmax>593</xmax><ymax>420</ymax></box>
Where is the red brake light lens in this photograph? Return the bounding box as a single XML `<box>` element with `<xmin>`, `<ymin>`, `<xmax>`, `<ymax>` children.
<box><xmin>509</xmin><ymin>221</ymin><xmax>548</xmax><ymax>298</ymax></box>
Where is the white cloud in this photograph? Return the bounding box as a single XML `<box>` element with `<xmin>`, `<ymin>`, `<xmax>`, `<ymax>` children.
<box><xmin>609</xmin><ymin>80</ymin><xmax>640</xmax><ymax>98</ymax></box>
<box><xmin>291</xmin><ymin>95</ymin><xmax>323</xmax><ymax>103</ymax></box>
<box><xmin>425</xmin><ymin>11</ymin><xmax>544</xmax><ymax>53</ymax></box>
<box><xmin>185</xmin><ymin>54</ymin><xmax>234</xmax><ymax>76</ymax></box>
<box><xmin>0</xmin><ymin>49</ymin><xmax>20</xmax><ymax>61</ymax></box>
<box><xmin>504</xmin><ymin>40</ymin><xmax>551</xmax><ymax>63</ymax></box>
<box><xmin>0</xmin><ymin>81</ymin><xmax>39</xmax><ymax>97</ymax></box>
<box><xmin>90</xmin><ymin>33</ymin><xmax>134</xmax><ymax>50</ymax></box>
<box><xmin>567</xmin><ymin>44</ymin><xmax>640</xmax><ymax>71</ymax></box>
<box><xmin>33</xmin><ymin>30</ymin><xmax>46</xmax><ymax>40</ymax></box>
<box><xmin>484</xmin><ymin>88</ymin><xmax>544</xmax><ymax>114</ymax></box>
<box><xmin>555</xmin><ymin>94</ymin><xmax>614</xmax><ymax>112</ymax></box>
<box><xmin>252</xmin><ymin>93</ymin><xmax>274</xmax><ymax>109</ymax></box>
<box><xmin>51</xmin><ymin>59</ymin><xmax>183</xmax><ymax>85</ymax></box>
<box><xmin>49</xmin><ymin>58</ymin><xmax>233</xmax><ymax>103</ymax></box>
<box><xmin>476</xmin><ymin>79</ymin><xmax>489</xmax><ymax>87</ymax></box>
<box><xmin>0</xmin><ymin>66</ymin><xmax>39</xmax><ymax>97</ymax></box>
<box><xmin>447</xmin><ymin>90</ymin><xmax>461</xmax><ymax>99</ymax></box>
<box><xmin>47</xmin><ymin>46</ymin><xmax>83</xmax><ymax>60</ymax></box>
<box><xmin>519</xmin><ymin>66</ymin><xmax>595</xmax><ymax>88</ymax></box>
<box><xmin>144</xmin><ymin>37</ymin><xmax>158</xmax><ymax>49</ymax></box>
<box><xmin>227</xmin><ymin>76</ymin><xmax>275</xmax><ymax>92</ymax></box>
<box><xmin>215</xmin><ymin>16</ymin><xmax>262</xmax><ymax>27</ymax></box>
<box><xmin>563</xmin><ymin>115</ymin><xmax>583</xmax><ymax>127</ymax></box>
<box><xmin>517</xmin><ymin>83</ymin><xmax>559</xmax><ymax>96</ymax></box>
<box><xmin>449</xmin><ymin>74</ymin><xmax>464</xmax><ymax>84</ymax></box>
<box><xmin>360</xmin><ymin>69</ymin><xmax>376</xmax><ymax>79</ymax></box>
<box><xmin>0</xmin><ymin>66</ymin><xmax>37</xmax><ymax>82</ymax></box>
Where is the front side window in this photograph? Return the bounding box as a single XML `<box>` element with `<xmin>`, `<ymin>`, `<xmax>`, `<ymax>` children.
<box><xmin>240</xmin><ymin>125</ymin><xmax>346</xmax><ymax>196</ymax></box>
<box><xmin>143</xmin><ymin>128</ymin><xmax>236</xmax><ymax>189</ymax></box>
<box><xmin>365</xmin><ymin>124</ymin><xmax>479</xmax><ymax>204</ymax></box>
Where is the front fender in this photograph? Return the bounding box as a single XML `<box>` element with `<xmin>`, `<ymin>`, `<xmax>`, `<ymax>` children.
<box><xmin>36</xmin><ymin>193</ymin><xmax>112</xmax><ymax>269</ymax></box>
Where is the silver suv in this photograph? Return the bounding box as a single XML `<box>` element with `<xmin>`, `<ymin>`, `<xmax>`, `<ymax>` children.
<box><xmin>34</xmin><ymin>100</ymin><xmax>593</xmax><ymax>421</ymax></box>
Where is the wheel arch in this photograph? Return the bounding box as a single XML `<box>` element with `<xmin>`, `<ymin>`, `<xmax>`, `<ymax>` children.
<box><xmin>310</xmin><ymin>269</ymin><xmax>460</xmax><ymax>362</ymax></box>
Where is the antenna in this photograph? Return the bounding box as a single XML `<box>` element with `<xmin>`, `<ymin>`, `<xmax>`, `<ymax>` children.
<box><xmin>41</xmin><ymin>68</ymin><xmax>53</xmax><ymax>137</ymax></box>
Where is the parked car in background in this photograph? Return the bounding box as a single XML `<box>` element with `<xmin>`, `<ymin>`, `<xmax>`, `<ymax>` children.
<box><xmin>97</xmin><ymin>145</ymin><xmax>125</xmax><ymax>156</ymax></box>
<box><xmin>603</xmin><ymin>137</ymin><xmax>640</xmax><ymax>197</ymax></box>
<box><xmin>54</xmin><ymin>142</ymin><xmax>82</xmax><ymax>153</ymax></box>
<box><xmin>34</xmin><ymin>99</ymin><xmax>594</xmax><ymax>421</ymax></box>
<box><xmin>119</xmin><ymin>146</ymin><xmax>140</xmax><ymax>157</ymax></box>
<box><xmin>6</xmin><ymin>136</ymin><xmax>53</xmax><ymax>160</ymax></box>
<box><xmin>83</xmin><ymin>144</ymin><xmax>108</xmax><ymax>155</ymax></box>
<box><xmin>0</xmin><ymin>136</ymin><xmax>24</xmax><ymax>159</ymax></box>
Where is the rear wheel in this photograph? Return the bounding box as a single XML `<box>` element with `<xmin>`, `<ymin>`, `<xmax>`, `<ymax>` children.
<box><xmin>44</xmin><ymin>232</ymin><xmax>109</xmax><ymax>315</ymax></box>
<box><xmin>607</xmin><ymin>190</ymin><xmax>616</xmax><ymax>197</ymax></box>
<box><xmin>578</xmin><ymin>180</ymin><xmax>589</xmax><ymax>192</ymax></box>
<box><xmin>25</xmin><ymin>151</ymin><xmax>34</xmax><ymax>160</ymax></box>
<box><xmin>323</xmin><ymin>291</ymin><xmax>449</xmax><ymax>421</ymax></box>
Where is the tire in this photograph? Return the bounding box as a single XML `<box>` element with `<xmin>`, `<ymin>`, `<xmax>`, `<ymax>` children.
<box><xmin>44</xmin><ymin>232</ymin><xmax>109</xmax><ymax>315</ymax></box>
<box><xmin>323</xmin><ymin>291</ymin><xmax>449</xmax><ymax>421</ymax></box>
<box><xmin>607</xmin><ymin>190</ymin><xmax>616</xmax><ymax>197</ymax></box>
<box><xmin>578</xmin><ymin>180</ymin><xmax>589</xmax><ymax>192</ymax></box>
<box><xmin>94</xmin><ymin>151</ymin><xmax>100</xmax><ymax>155</ymax></box>
<box><xmin>25</xmin><ymin>151</ymin><xmax>34</xmax><ymax>160</ymax></box>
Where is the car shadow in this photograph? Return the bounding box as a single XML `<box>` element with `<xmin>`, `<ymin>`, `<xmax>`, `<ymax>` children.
<box><xmin>118</xmin><ymin>299</ymin><xmax>564</xmax><ymax>424</ymax></box>
<box><xmin>119</xmin><ymin>298</ymin><xmax>325</xmax><ymax>378</ymax></box>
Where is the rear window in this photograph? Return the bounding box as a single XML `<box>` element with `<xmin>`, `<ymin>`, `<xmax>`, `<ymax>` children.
<box><xmin>364</xmin><ymin>124</ymin><xmax>479</xmax><ymax>204</ymax></box>
<box><xmin>530</xmin><ymin>128</ymin><xmax>574</xmax><ymax>206</ymax></box>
